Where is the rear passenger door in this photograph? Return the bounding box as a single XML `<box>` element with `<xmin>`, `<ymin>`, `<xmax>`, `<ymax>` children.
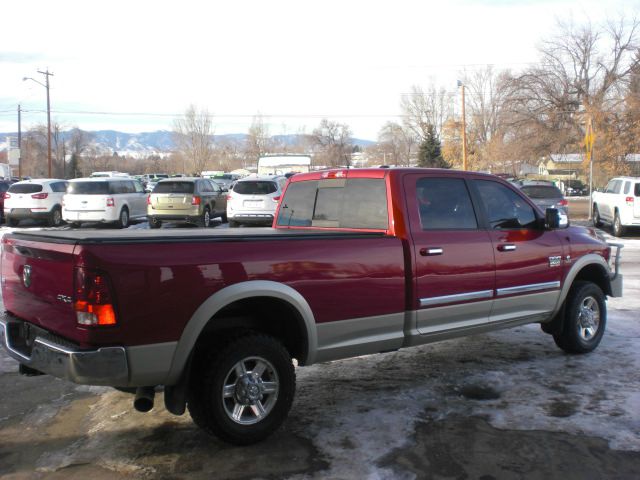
<box><xmin>471</xmin><ymin>179</ymin><xmax>564</xmax><ymax>324</ymax></box>
<box><xmin>404</xmin><ymin>174</ymin><xmax>495</xmax><ymax>334</ymax></box>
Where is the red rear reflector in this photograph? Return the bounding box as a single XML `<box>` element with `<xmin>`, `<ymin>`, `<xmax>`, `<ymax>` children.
<box><xmin>31</xmin><ymin>192</ymin><xmax>48</xmax><ymax>200</ymax></box>
<box><xmin>191</xmin><ymin>196</ymin><xmax>201</xmax><ymax>206</ymax></box>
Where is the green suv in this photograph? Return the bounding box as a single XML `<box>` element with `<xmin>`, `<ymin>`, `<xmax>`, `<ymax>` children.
<box><xmin>147</xmin><ymin>178</ymin><xmax>227</xmax><ymax>228</ymax></box>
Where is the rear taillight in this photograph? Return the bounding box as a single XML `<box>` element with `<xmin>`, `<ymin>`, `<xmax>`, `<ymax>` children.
<box><xmin>74</xmin><ymin>267</ymin><xmax>117</xmax><ymax>326</ymax></box>
<box><xmin>226</xmin><ymin>194</ymin><xmax>233</xmax><ymax>201</ymax></box>
<box><xmin>147</xmin><ymin>195</ymin><xmax>151</xmax><ymax>205</ymax></box>
<box><xmin>191</xmin><ymin>196</ymin><xmax>201</xmax><ymax>206</ymax></box>
<box><xmin>106</xmin><ymin>197</ymin><xmax>115</xmax><ymax>207</ymax></box>
<box><xmin>3</xmin><ymin>193</ymin><xmax>10</xmax><ymax>199</ymax></box>
<box><xmin>625</xmin><ymin>196</ymin><xmax>634</xmax><ymax>206</ymax></box>
<box><xmin>272</xmin><ymin>195</ymin><xmax>281</xmax><ymax>202</ymax></box>
<box><xmin>31</xmin><ymin>192</ymin><xmax>48</xmax><ymax>200</ymax></box>
<box><xmin>558</xmin><ymin>199</ymin><xmax>568</xmax><ymax>207</ymax></box>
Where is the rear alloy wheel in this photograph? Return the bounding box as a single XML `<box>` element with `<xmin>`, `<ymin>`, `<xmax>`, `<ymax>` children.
<box><xmin>187</xmin><ymin>333</ymin><xmax>295</xmax><ymax>445</ymax></box>
<box><xmin>201</xmin><ymin>207</ymin><xmax>211</xmax><ymax>227</ymax></box>
<box><xmin>593</xmin><ymin>204</ymin><xmax>603</xmax><ymax>228</ymax></box>
<box><xmin>612</xmin><ymin>212</ymin><xmax>625</xmax><ymax>237</ymax></box>
<box><xmin>48</xmin><ymin>207</ymin><xmax>63</xmax><ymax>227</ymax></box>
<box><xmin>117</xmin><ymin>207</ymin><xmax>129</xmax><ymax>229</ymax></box>
<box><xmin>148</xmin><ymin>217</ymin><xmax>162</xmax><ymax>229</ymax></box>
<box><xmin>553</xmin><ymin>281</ymin><xmax>606</xmax><ymax>354</ymax></box>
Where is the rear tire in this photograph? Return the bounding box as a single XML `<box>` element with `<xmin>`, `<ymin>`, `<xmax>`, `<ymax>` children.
<box><xmin>553</xmin><ymin>281</ymin><xmax>606</xmax><ymax>354</ymax></box>
<box><xmin>187</xmin><ymin>333</ymin><xmax>295</xmax><ymax>445</ymax></box>
<box><xmin>612</xmin><ymin>211</ymin><xmax>625</xmax><ymax>237</ymax></box>
<box><xmin>7</xmin><ymin>217</ymin><xmax>18</xmax><ymax>227</ymax></box>
<box><xmin>71</xmin><ymin>222</ymin><xmax>81</xmax><ymax>228</ymax></box>
<box><xmin>229</xmin><ymin>220</ymin><xmax>239</xmax><ymax>228</ymax></box>
<box><xmin>201</xmin><ymin>207</ymin><xmax>211</xmax><ymax>227</ymax></box>
<box><xmin>48</xmin><ymin>207</ymin><xmax>63</xmax><ymax>227</ymax></box>
<box><xmin>593</xmin><ymin>204</ymin><xmax>602</xmax><ymax>228</ymax></box>
<box><xmin>148</xmin><ymin>217</ymin><xmax>162</xmax><ymax>229</ymax></box>
<box><xmin>221</xmin><ymin>212</ymin><xmax>228</xmax><ymax>223</ymax></box>
<box><xmin>116</xmin><ymin>207</ymin><xmax>129</xmax><ymax>229</ymax></box>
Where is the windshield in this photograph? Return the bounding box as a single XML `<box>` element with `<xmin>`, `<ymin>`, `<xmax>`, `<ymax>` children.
<box><xmin>520</xmin><ymin>185</ymin><xmax>563</xmax><ymax>199</ymax></box>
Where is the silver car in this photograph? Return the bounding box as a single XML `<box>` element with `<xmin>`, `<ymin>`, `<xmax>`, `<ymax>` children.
<box><xmin>519</xmin><ymin>182</ymin><xmax>569</xmax><ymax>217</ymax></box>
<box><xmin>226</xmin><ymin>176</ymin><xmax>287</xmax><ymax>227</ymax></box>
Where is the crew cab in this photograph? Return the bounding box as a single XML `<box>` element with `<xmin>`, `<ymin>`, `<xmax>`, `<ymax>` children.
<box><xmin>0</xmin><ymin>168</ymin><xmax>623</xmax><ymax>445</ymax></box>
<box><xmin>592</xmin><ymin>176</ymin><xmax>640</xmax><ymax>236</ymax></box>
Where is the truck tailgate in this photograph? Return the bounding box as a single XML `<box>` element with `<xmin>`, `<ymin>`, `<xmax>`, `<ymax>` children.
<box><xmin>2</xmin><ymin>236</ymin><xmax>77</xmax><ymax>338</ymax></box>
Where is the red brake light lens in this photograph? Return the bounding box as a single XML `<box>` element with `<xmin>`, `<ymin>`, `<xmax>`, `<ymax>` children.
<box><xmin>3</xmin><ymin>193</ymin><xmax>10</xmax><ymax>199</ymax></box>
<box><xmin>74</xmin><ymin>267</ymin><xmax>117</xmax><ymax>326</ymax></box>
<box><xmin>106</xmin><ymin>197</ymin><xmax>115</xmax><ymax>207</ymax></box>
<box><xmin>272</xmin><ymin>195</ymin><xmax>281</xmax><ymax>202</ymax></box>
<box><xmin>558</xmin><ymin>199</ymin><xmax>568</xmax><ymax>206</ymax></box>
<box><xmin>147</xmin><ymin>195</ymin><xmax>151</xmax><ymax>205</ymax></box>
<box><xmin>625</xmin><ymin>196</ymin><xmax>634</xmax><ymax>206</ymax></box>
<box><xmin>191</xmin><ymin>196</ymin><xmax>201</xmax><ymax>206</ymax></box>
<box><xmin>31</xmin><ymin>192</ymin><xmax>48</xmax><ymax>200</ymax></box>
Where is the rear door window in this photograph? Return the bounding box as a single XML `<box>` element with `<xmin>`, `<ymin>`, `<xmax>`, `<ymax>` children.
<box><xmin>417</xmin><ymin>178</ymin><xmax>477</xmax><ymax>230</ymax></box>
<box><xmin>8</xmin><ymin>184</ymin><xmax>43</xmax><ymax>194</ymax></box>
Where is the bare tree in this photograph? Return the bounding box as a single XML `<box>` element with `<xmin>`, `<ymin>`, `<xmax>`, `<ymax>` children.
<box><xmin>173</xmin><ymin>105</ymin><xmax>215</xmax><ymax>175</ymax></box>
<box><xmin>312</xmin><ymin>119</ymin><xmax>353</xmax><ymax>167</ymax></box>
<box><xmin>378</xmin><ymin>121</ymin><xmax>417</xmax><ymax>166</ymax></box>
<box><xmin>245</xmin><ymin>114</ymin><xmax>272</xmax><ymax>166</ymax></box>
<box><xmin>400</xmin><ymin>83</ymin><xmax>454</xmax><ymax>140</ymax></box>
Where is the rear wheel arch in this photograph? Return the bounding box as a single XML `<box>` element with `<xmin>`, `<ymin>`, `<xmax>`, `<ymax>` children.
<box><xmin>166</xmin><ymin>281</ymin><xmax>317</xmax><ymax>384</ymax></box>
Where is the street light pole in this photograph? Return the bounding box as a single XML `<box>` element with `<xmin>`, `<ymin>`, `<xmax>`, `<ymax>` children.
<box><xmin>23</xmin><ymin>69</ymin><xmax>54</xmax><ymax>177</ymax></box>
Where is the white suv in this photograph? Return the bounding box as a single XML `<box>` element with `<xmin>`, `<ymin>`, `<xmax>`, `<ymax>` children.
<box><xmin>63</xmin><ymin>178</ymin><xmax>148</xmax><ymax>228</ymax></box>
<box><xmin>592</xmin><ymin>176</ymin><xmax>640</xmax><ymax>236</ymax></box>
<box><xmin>226</xmin><ymin>176</ymin><xmax>287</xmax><ymax>227</ymax></box>
<box><xmin>4</xmin><ymin>179</ymin><xmax>68</xmax><ymax>227</ymax></box>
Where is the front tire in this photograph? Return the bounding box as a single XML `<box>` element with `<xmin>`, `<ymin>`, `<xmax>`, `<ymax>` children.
<box><xmin>187</xmin><ymin>333</ymin><xmax>296</xmax><ymax>445</ymax></box>
<box><xmin>613</xmin><ymin>211</ymin><xmax>625</xmax><ymax>237</ymax></box>
<box><xmin>553</xmin><ymin>281</ymin><xmax>606</xmax><ymax>354</ymax></box>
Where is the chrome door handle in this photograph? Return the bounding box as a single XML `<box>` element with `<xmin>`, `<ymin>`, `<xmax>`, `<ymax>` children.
<box><xmin>420</xmin><ymin>247</ymin><xmax>443</xmax><ymax>256</ymax></box>
<box><xmin>498</xmin><ymin>244</ymin><xmax>516</xmax><ymax>252</ymax></box>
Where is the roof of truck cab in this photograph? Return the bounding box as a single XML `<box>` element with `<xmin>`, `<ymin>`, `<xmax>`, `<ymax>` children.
<box><xmin>288</xmin><ymin>167</ymin><xmax>502</xmax><ymax>183</ymax></box>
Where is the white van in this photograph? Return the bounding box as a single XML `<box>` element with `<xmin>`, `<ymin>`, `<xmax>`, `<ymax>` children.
<box><xmin>63</xmin><ymin>178</ymin><xmax>147</xmax><ymax>228</ymax></box>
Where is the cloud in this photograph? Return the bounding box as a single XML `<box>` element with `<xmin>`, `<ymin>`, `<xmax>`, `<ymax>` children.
<box><xmin>0</xmin><ymin>52</ymin><xmax>46</xmax><ymax>64</ymax></box>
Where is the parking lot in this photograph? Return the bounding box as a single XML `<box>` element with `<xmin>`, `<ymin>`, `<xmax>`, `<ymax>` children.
<box><xmin>0</xmin><ymin>217</ymin><xmax>639</xmax><ymax>479</ymax></box>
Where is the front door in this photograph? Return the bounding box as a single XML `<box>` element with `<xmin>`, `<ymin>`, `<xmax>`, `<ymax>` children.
<box><xmin>471</xmin><ymin>179</ymin><xmax>565</xmax><ymax>324</ymax></box>
<box><xmin>404</xmin><ymin>174</ymin><xmax>496</xmax><ymax>334</ymax></box>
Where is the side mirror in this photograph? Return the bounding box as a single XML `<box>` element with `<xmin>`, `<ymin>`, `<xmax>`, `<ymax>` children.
<box><xmin>545</xmin><ymin>208</ymin><xmax>569</xmax><ymax>229</ymax></box>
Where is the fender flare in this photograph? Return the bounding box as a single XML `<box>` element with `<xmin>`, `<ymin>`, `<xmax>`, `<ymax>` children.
<box><xmin>165</xmin><ymin>280</ymin><xmax>318</xmax><ymax>384</ymax></box>
<box><xmin>550</xmin><ymin>253</ymin><xmax>610</xmax><ymax>318</ymax></box>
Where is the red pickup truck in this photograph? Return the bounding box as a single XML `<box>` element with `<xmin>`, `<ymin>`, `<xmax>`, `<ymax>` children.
<box><xmin>0</xmin><ymin>168</ymin><xmax>623</xmax><ymax>445</ymax></box>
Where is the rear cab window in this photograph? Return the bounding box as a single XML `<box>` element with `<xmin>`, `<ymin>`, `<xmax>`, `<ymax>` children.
<box><xmin>277</xmin><ymin>177</ymin><xmax>388</xmax><ymax>230</ymax></box>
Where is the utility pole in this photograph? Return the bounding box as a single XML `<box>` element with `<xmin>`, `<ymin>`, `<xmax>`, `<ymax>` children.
<box><xmin>38</xmin><ymin>69</ymin><xmax>54</xmax><ymax>178</ymax></box>
<box><xmin>459</xmin><ymin>81</ymin><xmax>468</xmax><ymax>171</ymax></box>
<box><xmin>585</xmin><ymin>115</ymin><xmax>595</xmax><ymax>220</ymax></box>
<box><xmin>18</xmin><ymin>104</ymin><xmax>22</xmax><ymax>179</ymax></box>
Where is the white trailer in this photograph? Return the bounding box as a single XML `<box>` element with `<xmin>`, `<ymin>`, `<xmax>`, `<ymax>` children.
<box><xmin>257</xmin><ymin>155</ymin><xmax>311</xmax><ymax>176</ymax></box>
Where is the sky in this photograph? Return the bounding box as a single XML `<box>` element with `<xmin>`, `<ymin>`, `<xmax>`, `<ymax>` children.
<box><xmin>1</xmin><ymin>0</ymin><xmax>638</xmax><ymax>140</ymax></box>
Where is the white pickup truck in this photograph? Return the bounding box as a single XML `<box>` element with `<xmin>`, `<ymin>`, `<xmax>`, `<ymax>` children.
<box><xmin>592</xmin><ymin>176</ymin><xmax>640</xmax><ymax>236</ymax></box>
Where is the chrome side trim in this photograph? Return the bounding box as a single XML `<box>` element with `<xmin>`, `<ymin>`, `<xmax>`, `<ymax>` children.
<box><xmin>496</xmin><ymin>281</ymin><xmax>560</xmax><ymax>297</ymax></box>
<box><xmin>420</xmin><ymin>290</ymin><xmax>493</xmax><ymax>307</ymax></box>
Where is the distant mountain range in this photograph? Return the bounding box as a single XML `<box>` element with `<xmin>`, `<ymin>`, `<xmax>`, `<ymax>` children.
<box><xmin>0</xmin><ymin>129</ymin><xmax>375</xmax><ymax>158</ymax></box>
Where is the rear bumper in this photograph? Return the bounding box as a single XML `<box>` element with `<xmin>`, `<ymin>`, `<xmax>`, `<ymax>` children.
<box><xmin>229</xmin><ymin>213</ymin><xmax>274</xmax><ymax>225</ymax></box>
<box><xmin>148</xmin><ymin>214</ymin><xmax>199</xmax><ymax>223</ymax></box>
<box><xmin>5</xmin><ymin>208</ymin><xmax>51</xmax><ymax>220</ymax></box>
<box><xmin>0</xmin><ymin>313</ymin><xmax>128</xmax><ymax>386</ymax></box>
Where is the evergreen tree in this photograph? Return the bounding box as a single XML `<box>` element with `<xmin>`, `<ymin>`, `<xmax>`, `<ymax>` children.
<box><xmin>418</xmin><ymin>124</ymin><xmax>450</xmax><ymax>168</ymax></box>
